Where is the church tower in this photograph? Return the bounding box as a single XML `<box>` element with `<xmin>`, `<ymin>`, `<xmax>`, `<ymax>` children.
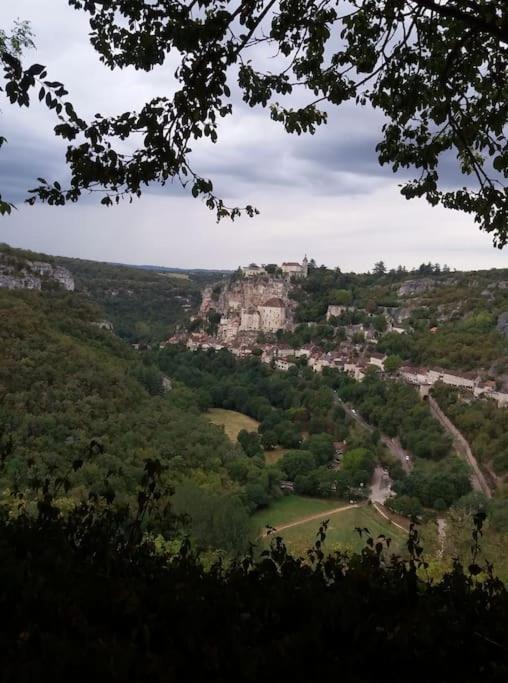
<box><xmin>302</xmin><ymin>255</ymin><xmax>309</xmax><ymax>277</ymax></box>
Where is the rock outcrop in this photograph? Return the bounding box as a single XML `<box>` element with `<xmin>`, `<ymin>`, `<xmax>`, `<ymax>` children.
<box><xmin>397</xmin><ymin>278</ymin><xmax>436</xmax><ymax>297</ymax></box>
<box><xmin>497</xmin><ymin>312</ymin><xmax>508</xmax><ymax>338</ymax></box>
<box><xmin>0</xmin><ymin>253</ymin><xmax>74</xmax><ymax>291</ymax></box>
<box><xmin>200</xmin><ymin>274</ymin><xmax>295</xmax><ymax>340</ymax></box>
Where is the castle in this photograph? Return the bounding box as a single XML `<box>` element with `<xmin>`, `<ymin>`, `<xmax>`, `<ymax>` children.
<box><xmin>241</xmin><ymin>256</ymin><xmax>308</xmax><ymax>279</ymax></box>
<box><xmin>200</xmin><ymin>257</ymin><xmax>309</xmax><ymax>341</ymax></box>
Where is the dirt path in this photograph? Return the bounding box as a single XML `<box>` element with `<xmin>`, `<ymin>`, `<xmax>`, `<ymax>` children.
<box><xmin>262</xmin><ymin>503</ymin><xmax>360</xmax><ymax>537</ymax></box>
<box><xmin>437</xmin><ymin>518</ymin><xmax>447</xmax><ymax>559</ymax></box>
<box><xmin>372</xmin><ymin>502</ymin><xmax>408</xmax><ymax>533</ymax></box>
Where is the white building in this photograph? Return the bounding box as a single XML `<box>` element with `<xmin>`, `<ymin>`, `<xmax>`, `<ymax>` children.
<box><xmin>281</xmin><ymin>256</ymin><xmax>308</xmax><ymax>278</ymax></box>
<box><xmin>427</xmin><ymin>369</ymin><xmax>477</xmax><ymax>390</ymax></box>
<box><xmin>400</xmin><ymin>366</ymin><xmax>430</xmax><ymax>385</ymax></box>
<box><xmin>344</xmin><ymin>362</ymin><xmax>367</xmax><ymax>381</ymax></box>
<box><xmin>274</xmin><ymin>359</ymin><xmax>295</xmax><ymax>372</ymax></box>
<box><xmin>369</xmin><ymin>353</ymin><xmax>387</xmax><ymax>370</ymax></box>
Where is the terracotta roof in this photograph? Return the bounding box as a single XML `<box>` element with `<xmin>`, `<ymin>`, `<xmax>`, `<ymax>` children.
<box><xmin>282</xmin><ymin>262</ymin><xmax>302</xmax><ymax>267</ymax></box>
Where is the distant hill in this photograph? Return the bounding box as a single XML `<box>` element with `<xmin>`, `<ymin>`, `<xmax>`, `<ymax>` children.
<box><xmin>0</xmin><ymin>244</ymin><xmax>224</xmax><ymax>343</ymax></box>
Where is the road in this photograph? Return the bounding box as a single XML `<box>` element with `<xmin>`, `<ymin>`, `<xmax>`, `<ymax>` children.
<box><xmin>428</xmin><ymin>396</ymin><xmax>492</xmax><ymax>498</ymax></box>
<box><xmin>370</xmin><ymin>465</ymin><xmax>392</xmax><ymax>505</ymax></box>
<box><xmin>335</xmin><ymin>395</ymin><xmax>413</xmax><ymax>473</ymax></box>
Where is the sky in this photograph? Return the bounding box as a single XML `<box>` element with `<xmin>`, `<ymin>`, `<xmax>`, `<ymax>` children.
<box><xmin>0</xmin><ymin>1</ymin><xmax>506</xmax><ymax>272</ymax></box>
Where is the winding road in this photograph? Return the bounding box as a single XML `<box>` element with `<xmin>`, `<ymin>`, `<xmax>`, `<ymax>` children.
<box><xmin>335</xmin><ymin>395</ymin><xmax>413</xmax><ymax>473</ymax></box>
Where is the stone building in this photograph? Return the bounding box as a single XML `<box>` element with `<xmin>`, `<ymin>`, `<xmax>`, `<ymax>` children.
<box><xmin>241</xmin><ymin>264</ymin><xmax>266</xmax><ymax>277</ymax></box>
<box><xmin>240</xmin><ymin>307</ymin><xmax>261</xmax><ymax>331</ymax></box>
<box><xmin>281</xmin><ymin>256</ymin><xmax>308</xmax><ymax>278</ymax></box>
<box><xmin>326</xmin><ymin>305</ymin><xmax>352</xmax><ymax>320</ymax></box>
<box><xmin>258</xmin><ymin>297</ymin><xmax>286</xmax><ymax>331</ymax></box>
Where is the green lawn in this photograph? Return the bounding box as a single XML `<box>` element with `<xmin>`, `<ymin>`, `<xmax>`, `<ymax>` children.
<box><xmin>253</xmin><ymin>496</ymin><xmax>340</xmax><ymax>530</ymax></box>
<box><xmin>252</xmin><ymin>496</ymin><xmax>408</xmax><ymax>557</ymax></box>
<box><xmin>206</xmin><ymin>408</ymin><xmax>260</xmax><ymax>441</ymax></box>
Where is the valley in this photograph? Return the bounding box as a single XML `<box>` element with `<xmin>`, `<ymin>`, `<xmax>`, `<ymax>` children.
<box><xmin>0</xmin><ymin>244</ymin><xmax>507</xmax><ymax>580</ymax></box>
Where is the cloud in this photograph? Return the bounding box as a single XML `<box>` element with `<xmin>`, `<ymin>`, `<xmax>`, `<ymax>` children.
<box><xmin>0</xmin><ymin>0</ymin><xmax>502</xmax><ymax>271</ymax></box>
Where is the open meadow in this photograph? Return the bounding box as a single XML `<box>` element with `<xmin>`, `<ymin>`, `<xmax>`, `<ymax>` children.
<box><xmin>252</xmin><ymin>495</ymin><xmax>408</xmax><ymax>557</ymax></box>
<box><xmin>206</xmin><ymin>408</ymin><xmax>260</xmax><ymax>441</ymax></box>
<box><xmin>206</xmin><ymin>409</ymin><xmax>289</xmax><ymax>463</ymax></box>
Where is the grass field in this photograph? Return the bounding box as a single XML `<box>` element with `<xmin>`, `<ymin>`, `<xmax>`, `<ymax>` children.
<box><xmin>206</xmin><ymin>408</ymin><xmax>260</xmax><ymax>441</ymax></box>
<box><xmin>252</xmin><ymin>496</ymin><xmax>408</xmax><ymax>557</ymax></box>
<box><xmin>264</xmin><ymin>447</ymin><xmax>289</xmax><ymax>465</ymax></box>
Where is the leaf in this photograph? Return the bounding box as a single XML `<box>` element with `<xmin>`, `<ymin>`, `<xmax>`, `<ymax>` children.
<box><xmin>26</xmin><ymin>63</ymin><xmax>46</xmax><ymax>76</ymax></box>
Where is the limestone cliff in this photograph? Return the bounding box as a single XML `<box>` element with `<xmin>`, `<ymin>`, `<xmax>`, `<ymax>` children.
<box><xmin>200</xmin><ymin>274</ymin><xmax>295</xmax><ymax>340</ymax></box>
<box><xmin>0</xmin><ymin>253</ymin><xmax>75</xmax><ymax>291</ymax></box>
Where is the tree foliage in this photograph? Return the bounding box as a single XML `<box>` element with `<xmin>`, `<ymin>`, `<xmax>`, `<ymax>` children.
<box><xmin>0</xmin><ymin>482</ymin><xmax>507</xmax><ymax>681</ymax></box>
<box><xmin>1</xmin><ymin>2</ymin><xmax>507</xmax><ymax>243</ymax></box>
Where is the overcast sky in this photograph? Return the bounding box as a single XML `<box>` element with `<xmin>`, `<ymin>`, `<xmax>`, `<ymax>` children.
<box><xmin>1</xmin><ymin>1</ymin><xmax>506</xmax><ymax>272</ymax></box>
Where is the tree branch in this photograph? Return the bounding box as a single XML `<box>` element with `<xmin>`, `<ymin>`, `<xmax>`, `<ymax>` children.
<box><xmin>410</xmin><ymin>0</ymin><xmax>508</xmax><ymax>43</ymax></box>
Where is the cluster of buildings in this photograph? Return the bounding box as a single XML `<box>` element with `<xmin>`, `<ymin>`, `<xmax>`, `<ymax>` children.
<box><xmin>161</xmin><ymin>332</ymin><xmax>508</xmax><ymax>408</ymax></box>
<box><xmin>398</xmin><ymin>365</ymin><xmax>508</xmax><ymax>406</ymax></box>
<box><xmin>241</xmin><ymin>257</ymin><xmax>309</xmax><ymax>279</ymax></box>
<box><xmin>199</xmin><ymin>257</ymin><xmax>312</xmax><ymax>343</ymax></box>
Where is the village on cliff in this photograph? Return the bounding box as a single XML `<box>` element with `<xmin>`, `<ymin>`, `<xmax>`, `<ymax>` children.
<box><xmin>162</xmin><ymin>257</ymin><xmax>508</xmax><ymax>408</ymax></box>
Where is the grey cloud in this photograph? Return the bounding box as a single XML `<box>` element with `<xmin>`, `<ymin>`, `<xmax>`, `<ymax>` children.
<box><xmin>0</xmin><ymin>0</ymin><xmax>503</xmax><ymax>271</ymax></box>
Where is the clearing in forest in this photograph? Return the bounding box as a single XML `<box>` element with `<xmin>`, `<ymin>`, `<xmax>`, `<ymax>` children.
<box><xmin>206</xmin><ymin>408</ymin><xmax>260</xmax><ymax>441</ymax></box>
<box><xmin>253</xmin><ymin>496</ymin><xmax>408</xmax><ymax>556</ymax></box>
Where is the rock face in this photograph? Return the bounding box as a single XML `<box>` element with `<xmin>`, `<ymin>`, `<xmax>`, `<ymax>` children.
<box><xmin>0</xmin><ymin>253</ymin><xmax>74</xmax><ymax>291</ymax></box>
<box><xmin>397</xmin><ymin>279</ymin><xmax>436</xmax><ymax>297</ymax></box>
<box><xmin>200</xmin><ymin>274</ymin><xmax>295</xmax><ymax>340</ymax></box>
<box><xmin>497</xmin><ymin>312</ymin><xmax>508</xmax><ymax>338</ymax></box>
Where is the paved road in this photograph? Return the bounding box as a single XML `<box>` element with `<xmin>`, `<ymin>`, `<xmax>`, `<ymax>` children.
<box><xmin>428</xmin><ymin>396</ymin><xmax>492</xmax><ymax>498</ymax></box>
<box><xmin>335</xmin><ymin>395</ymin><xmax>413</xmax><ymax>473</ymax></box>
<box><xmin>370</xmin><ymin>465</ymin><xmax>392</xmax><ymax>505</ymax></box>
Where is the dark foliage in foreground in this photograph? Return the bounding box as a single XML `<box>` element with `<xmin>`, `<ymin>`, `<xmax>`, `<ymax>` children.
<box><xmin>0</xmin><ymin>473</ymin><xmax>507</xmax><ymax>682</ymax></box>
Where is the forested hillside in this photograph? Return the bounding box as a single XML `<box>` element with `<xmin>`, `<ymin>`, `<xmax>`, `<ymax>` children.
<box><xmin>0</xmin><ymin>288</ymin><xmax>281</xmax><ymax>553</ymax></box>
<box><xmin>0</xmin><ymin>243</ymin><xmax>229</xmax><ymax>344</ymax></box>
<box><xmin>1</xmin><ymin>246</ymin><xmax>507</xmax><ymax>572</ymax></box>
<box><xmin>287</xmin><ymin>263</ymin><xmax>508</xmax><ymax>379</ymax></box>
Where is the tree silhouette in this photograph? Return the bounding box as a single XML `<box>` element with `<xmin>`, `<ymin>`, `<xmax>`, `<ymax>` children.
<box><xmin>1</xmin><ymin>2</ymin><xmax>507</xmax><ymax>245</ymax></box>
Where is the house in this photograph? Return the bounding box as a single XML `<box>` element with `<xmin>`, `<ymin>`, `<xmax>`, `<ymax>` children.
<box><xmin>274</xmin><ymin>358</ymin><xmax>295</xmax><ymax>372</ymax></box>
<box><xmin>369</xmin><ymin>353</ymin><xmax>387</xmax><ymax>370</ymax></box>
<box><xmin>344</xmin><ymin>362</ymin><xmax>367</xmax><ymax>381</ymax></box>
<box><xmin>400</xmin><ymin>366</ymin><xmax>430</xmax><ymax>385</ymax></box>
<box><xmin>427</xmin><ymin>368</ymin><xmax>477</xmax><ymax>390</ymax></box>
<box><xmin>492</xmin><ymin>392</ymin><xmax>508</xmax><ymax>407</ymax></box>
<box><xmin>279</xmin><ymin>480</ymin><xmax>295</xmax><ymax>492</ymax></box>
<box><xmin>474</xmin><ymin>380</ymin><xmax>496</xmax><ymax>398</ymax></box>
